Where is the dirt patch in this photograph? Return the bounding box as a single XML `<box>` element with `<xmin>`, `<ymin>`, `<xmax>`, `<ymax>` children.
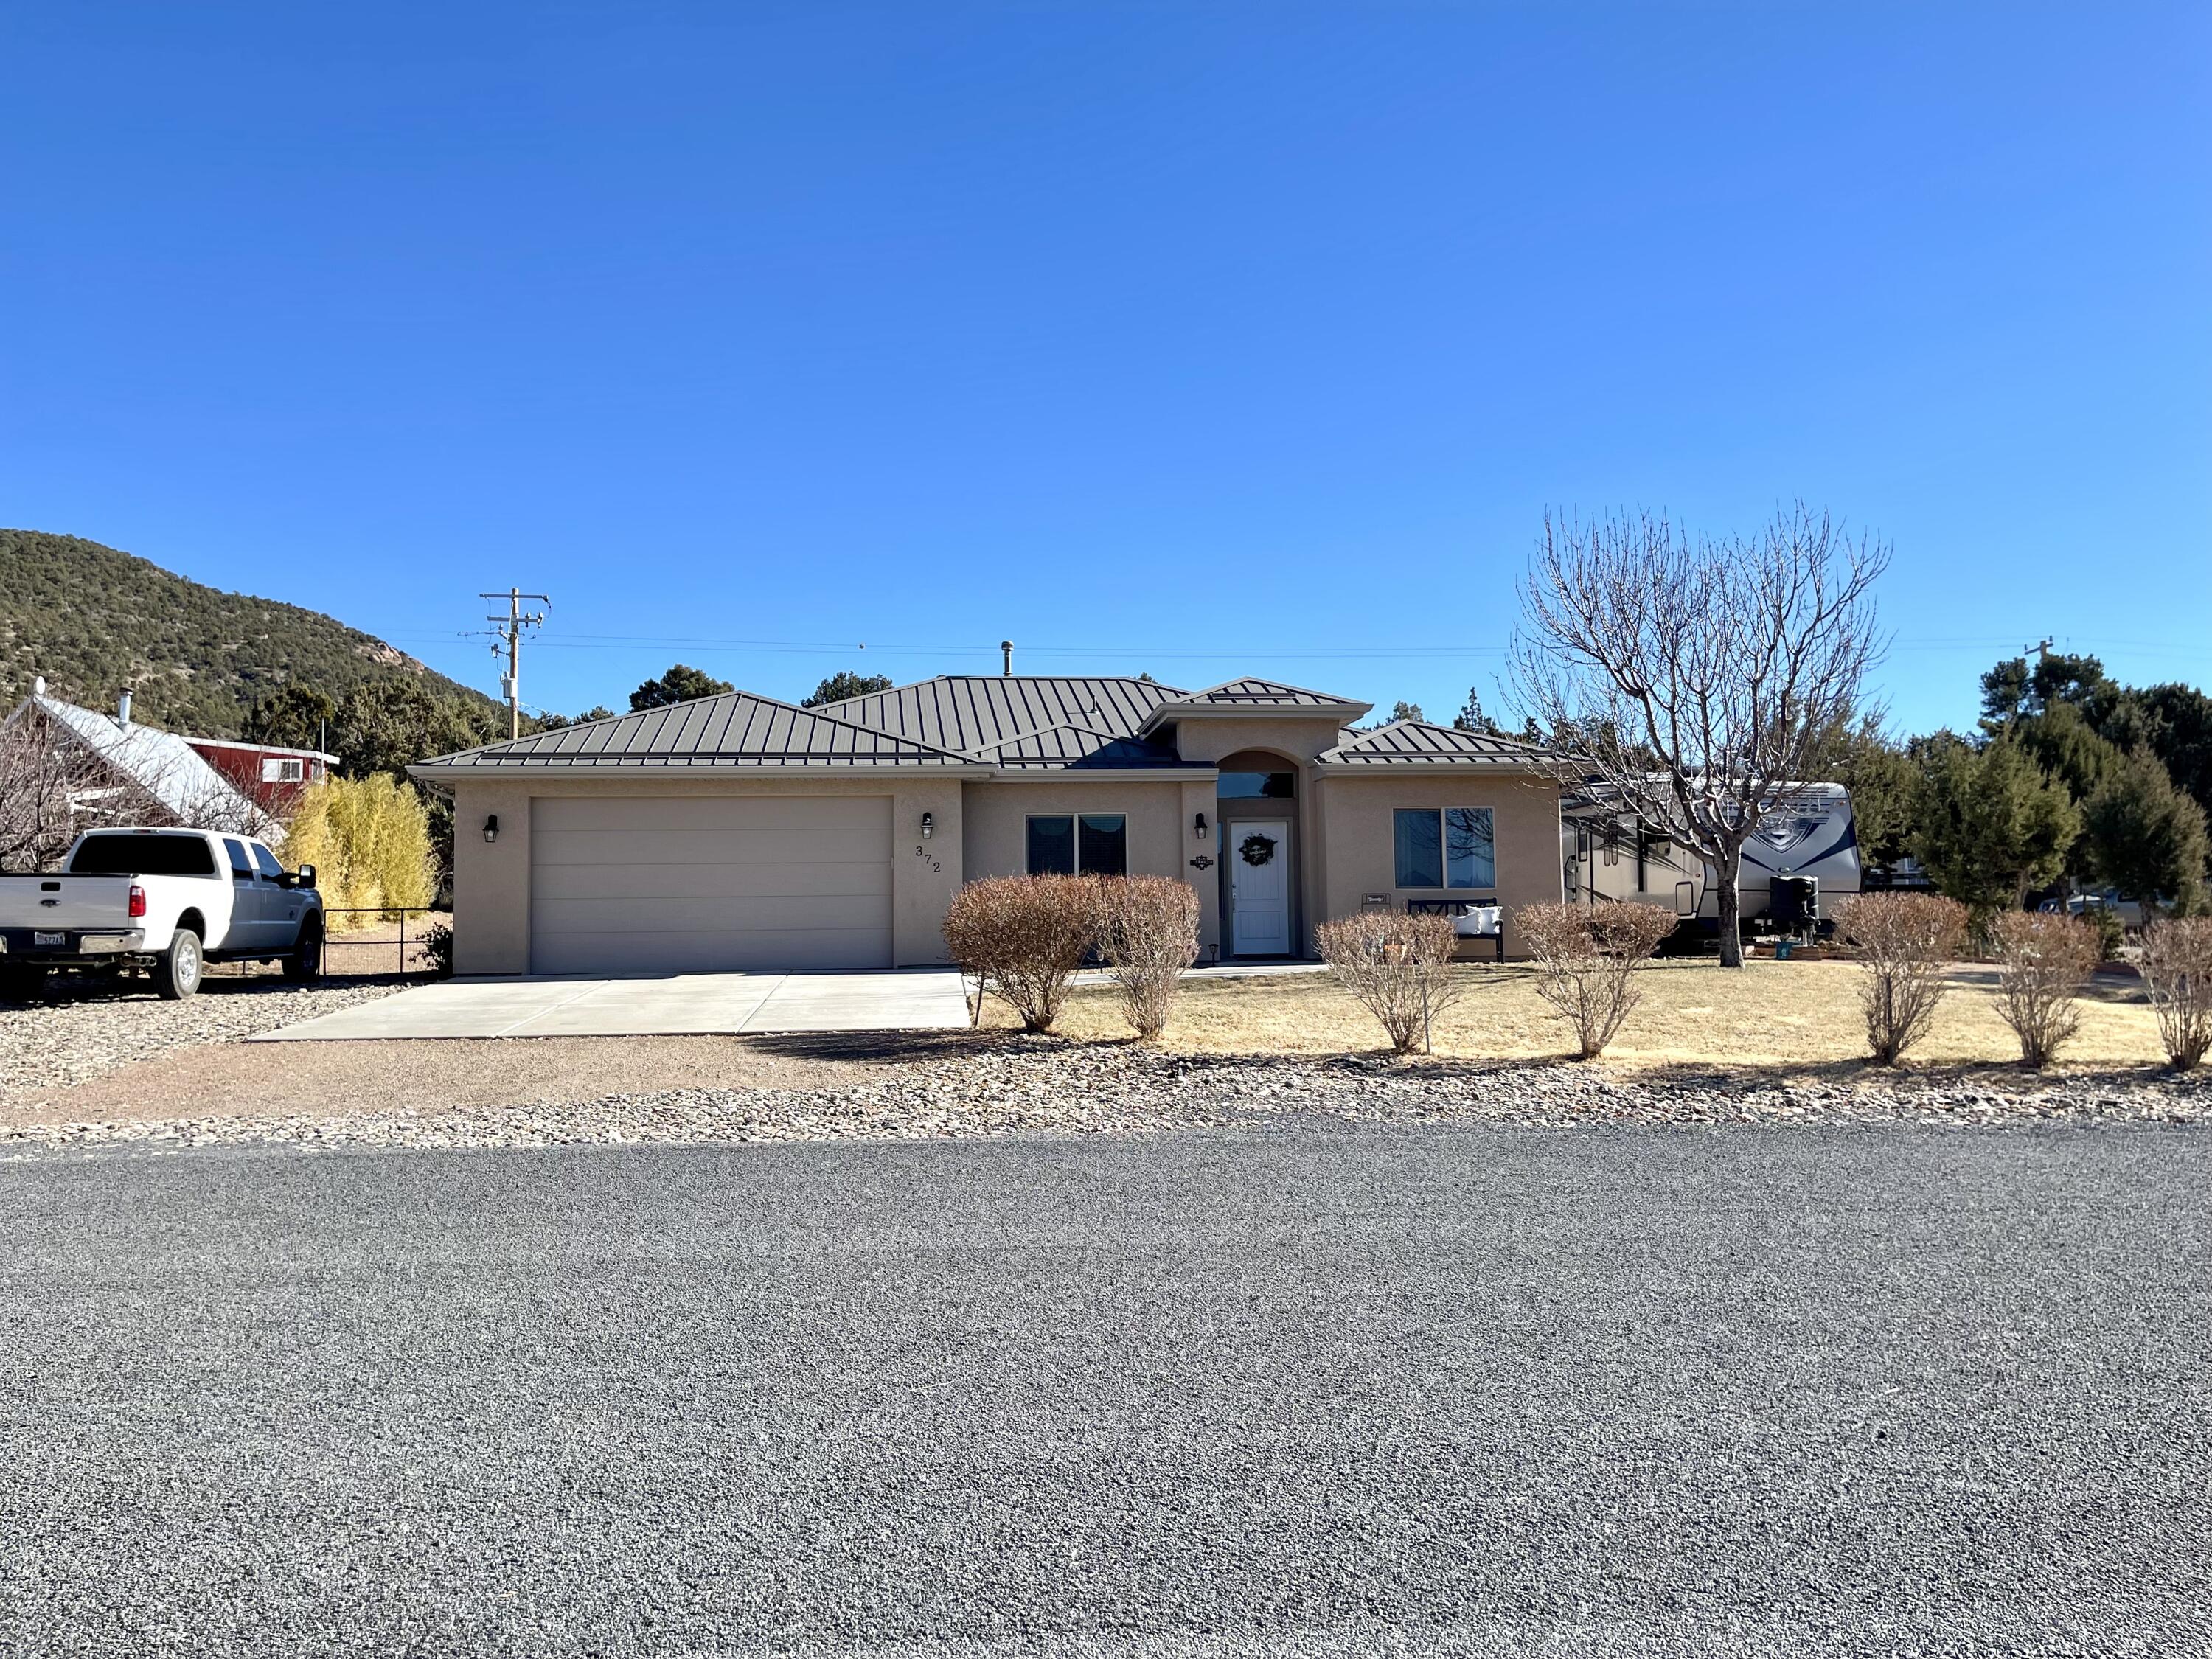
<box><xmin>5</xmin><ymin>1032</ymin><xmax>903</xmax><ymax>1130</ymax></box>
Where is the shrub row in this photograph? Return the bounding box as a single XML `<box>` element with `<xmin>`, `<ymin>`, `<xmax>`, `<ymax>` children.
<box><xmin>942</xmin><ymin>877</ymin><xmax>2212</xmax><ymax>1070</ymax></box>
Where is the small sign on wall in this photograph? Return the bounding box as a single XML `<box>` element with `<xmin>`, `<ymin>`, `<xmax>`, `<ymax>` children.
<box><xmin>1360</xmin><ymin>892</ymin><xmax>1392</xmax><ymax>912</ymax></box>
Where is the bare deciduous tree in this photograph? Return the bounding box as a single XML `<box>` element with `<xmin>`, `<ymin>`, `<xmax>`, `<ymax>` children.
<box><xmin>1512</xmin><ymin>504</ymin><xmax>1888</xmax><ymax>967</ymax></box>
<box><xmin>0</xmin><ymin>703</ymin><xmax>267</xmax><ymax>870</ymax></box>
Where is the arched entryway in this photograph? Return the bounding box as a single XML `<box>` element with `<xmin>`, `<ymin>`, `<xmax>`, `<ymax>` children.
<box><xmin>1216</xmin><ymin>748</ymin><xmax>1299</xmax><ymax>956</ymax></box>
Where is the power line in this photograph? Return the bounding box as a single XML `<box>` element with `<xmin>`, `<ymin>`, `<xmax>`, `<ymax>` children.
<box><xmin>470</xmin><ymin>588</ymin><xmax>550</xmax><ymax>740</ymax></box>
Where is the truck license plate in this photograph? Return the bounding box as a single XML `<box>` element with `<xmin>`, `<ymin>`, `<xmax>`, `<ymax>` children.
<box><xmin>33</xmin><ymin>931</ymin><xmax>66</xmax><ymax>947</ymax></box>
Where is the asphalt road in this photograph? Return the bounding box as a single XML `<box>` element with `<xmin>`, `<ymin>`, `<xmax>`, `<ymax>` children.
<box><xmin>3</xmin><ymin>1124</ymin><xmax>2207</xmax><ymax>1658</ymax></box>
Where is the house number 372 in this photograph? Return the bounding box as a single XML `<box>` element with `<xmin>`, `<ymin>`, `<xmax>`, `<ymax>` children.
<box><xmin>914</xmin><ymin>846</ymin><xmax>942</xmax><ymax>872</ymax></box>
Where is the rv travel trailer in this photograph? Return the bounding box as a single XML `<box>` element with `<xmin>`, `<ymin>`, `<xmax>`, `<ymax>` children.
<box><xmin>1562</xmin><ymin>782</ymin><xmax>1862</xmax><ymax>939</ymax></box>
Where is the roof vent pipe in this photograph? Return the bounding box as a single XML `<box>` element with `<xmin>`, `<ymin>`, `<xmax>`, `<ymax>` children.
<box><xmin>1001</xmin><ymin>640</ymin><xmax>1013</xmax><ymax>676</ymax></box>
<box><xmin>117</xmin><ymin>689</ymin><xmax>133</xmax><ymax>729</ymax></box>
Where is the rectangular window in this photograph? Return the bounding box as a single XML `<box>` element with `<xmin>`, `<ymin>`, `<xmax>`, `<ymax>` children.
<box><xmin>1395</xmin><ymin>807</ymin><xmax>1495</xmax><ymax>889</ymax></box>
<box><xmin>261</xmin><ymin>757</ymin><xmax>305</xmax><ymax>782</ymax></box>
<box><xmin>1444</xmin><ymin>807</ymin><xmax>1495</xmax><ymax>889</ymax></box>
<box><xmin>1025</xmin><ymin>813</ymin><xmax>1128</xmax><ymax>876</ymax></box>
<box><xmin>1393</xmin><ymin>810</ymin><xmax>1441</xmax><ymax>889</ymax></box>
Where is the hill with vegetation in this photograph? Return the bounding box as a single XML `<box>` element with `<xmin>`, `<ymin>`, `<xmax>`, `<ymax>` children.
<box><xmin>0</xmin><ymin>529</ymin><xmax>496</xmax><ymax>739</ymax></box>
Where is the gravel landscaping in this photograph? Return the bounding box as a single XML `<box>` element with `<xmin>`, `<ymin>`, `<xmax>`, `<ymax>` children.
<box><xmin>8</xmin><ymin>1034</ymin><xmax>2205</xmax><ymax>1152</ymax></box>
<box><xmin>0</xmin><ymin>973</ymin><xmax>409</xmax><ymax>1102</ymax></box>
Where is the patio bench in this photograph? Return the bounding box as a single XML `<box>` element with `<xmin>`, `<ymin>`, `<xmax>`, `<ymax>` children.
<box><xmin>1405</xmin><ymin>898</ymin><xmax>1506</xmax><ymax>961</ymax></box>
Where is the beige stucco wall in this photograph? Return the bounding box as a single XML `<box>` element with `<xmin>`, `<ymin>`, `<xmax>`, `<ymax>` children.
<box><xmin>961</xmin><ymin>777</ymin><xmax>1220</xmax><ymax>956</ymax></box>
<box><xmin>447</xmin><ymin>774</ymin><xmax>965</xmax><ymax>975</ymax></box>
<box><xmin>1313</xmin><ymin>772</ymin><xmax>1563</xmax><ymax>959</ymax></box>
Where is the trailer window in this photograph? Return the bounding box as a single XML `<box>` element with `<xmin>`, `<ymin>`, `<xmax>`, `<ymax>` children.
<box><xmin>69</xmin><ymin>834</ymin><xmax>217</xmax><ymax>877</ymax></box>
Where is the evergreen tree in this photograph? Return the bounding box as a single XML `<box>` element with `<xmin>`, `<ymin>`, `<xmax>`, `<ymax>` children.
<box><xmin>1812</xmin><ymin>715</ymin><xmax>1920</xmax><ymax>872</ymax></box>
<box><xmin>2082</xmin><ymin>747</ymin><xmax>2209</xmax><ymax>916</ymax></box>
<box><xmin>1453</xmin><ymin>689</ymin><xmax>1501</xmax><ymax>735</ymax></box>
<box><xmin>630</xmin><ymin>664</ymin><xmax>734</xmax><ymax>711</ymax></box>
<box><xmin>1390</xmin><ymin>700</ymin><xmax>1425</xmax><ymax>724</ymax></box>
<box><xmin>802</xmin><ymin>671</ymin><xmax>894</xmax><ymax>707</ymax></box>
<box><xmin>242</xmin><ymin>684</ymin><xmax>337</xmax><ymax>751</ymax></box>
<box><xmin>1910</xmin><ymin>735</ymin><xmax>2080</xmax><ymax>914</ymax></box>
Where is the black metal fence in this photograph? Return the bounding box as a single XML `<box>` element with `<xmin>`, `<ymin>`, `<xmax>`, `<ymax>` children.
<box><xmin>318</xmin><ymin>907</ymin><xmax>445</xmax><ymax>975</ymax></box>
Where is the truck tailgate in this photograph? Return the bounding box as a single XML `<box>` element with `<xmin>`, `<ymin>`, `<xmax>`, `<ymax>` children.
<box><xmin>0</xmin><ymin>875</ymin><xmax>139</xmax><ymax>931</ymax></box>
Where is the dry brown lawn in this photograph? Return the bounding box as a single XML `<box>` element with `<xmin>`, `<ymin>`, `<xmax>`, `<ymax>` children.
<box><xmin>981</xmin><ymin>959</ymin><xmax>2167</xmax><ymax>1073</ymax></box>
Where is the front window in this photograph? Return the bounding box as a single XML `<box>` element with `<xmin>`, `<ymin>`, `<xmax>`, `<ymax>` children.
<box><xmin>1394</xmin><ymin>807</ymin><xmax>1495</xmax><ymax>889</ymax></box>
<box><xmin>261</xmin><ymin>757</ymin><xmax>306</xmax><ymax>783</ymax></box>
<box><xmin>1026</xmin><ymin>813</ymin><xmax>1128</xmax><ymax>877</ymax></box>
<box><xmin>251</xmin><ymin>844</ymin><xmax>286</xmax><ymax>882</ymax></box>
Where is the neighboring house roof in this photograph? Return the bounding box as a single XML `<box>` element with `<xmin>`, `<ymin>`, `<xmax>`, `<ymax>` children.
<box><xmin>184</xmin><ymin>735</ymin><xmax>341</xmax><ymax>765</ymax></box>
<box><xmin>6</xmin><ymin>690</ymin><xmax>271</xmax><ymax>830</ymax></box>
<box><xmin>1320</xmin><ymin>720</ymin><xmax>1563</xmax><ymax>770</ymax></box>
<box><xmin>812</xmin><ymin>676</ymin><xmax>1187</xmax><ymax>754</ymax></box>
<box><xmin>411</xmin><ymin>689</ymin><xmax>977</xmax><ymax>772</ymax></box>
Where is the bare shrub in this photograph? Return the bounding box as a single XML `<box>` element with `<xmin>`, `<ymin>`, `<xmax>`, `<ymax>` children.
<box><xmin>1988</xmin><ymin>911</ymin><xmax>2100</xmax><ymax>1069</ymax></box>
<box><xmin>1515</xmin><ymin>901</ymin><xmax>1678</xmax><ymax>1059</ymax></box>
<box><xmin>942</xmin><ymin>875</ymin><xmax>1102</xmax><ymax>1034</ymax></box>
<box><xmin>1098</xmin><ymin>876</ymin><xmax>1200</xmax><ymax>1040</ymax></box>
<box><xmin>2139</xmin><ymin>917</ymin><xmax>2212</xmax><ymax>1071</ymax></box>
<box><xmin>1314</xmin><ymin>910</ymin><xmax>1464</xmax><ymax>1054</ymax></box>
<box><xmin>1837</xmin><ymin>893</ymin><xmax>1969</xmax><ymax>1066</ymax></box>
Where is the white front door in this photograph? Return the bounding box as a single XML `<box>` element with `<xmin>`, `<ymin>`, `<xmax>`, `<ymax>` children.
<box><xmin>1230</xmin><ymin>818</ymin><xmax>1291</xmax><ymax>956</ymax></box>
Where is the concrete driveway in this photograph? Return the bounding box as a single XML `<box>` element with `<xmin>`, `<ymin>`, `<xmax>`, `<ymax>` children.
<box><xmin>251</xmin><ymin>969</ymin><xmax>970</xmax><ymax>1040</ymax></box>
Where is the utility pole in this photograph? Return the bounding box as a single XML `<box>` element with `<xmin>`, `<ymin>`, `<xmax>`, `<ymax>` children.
<box><xmin>478</xmin><ymin>588</ymin><xmax>550</xmax><ymax>740</ymax></box>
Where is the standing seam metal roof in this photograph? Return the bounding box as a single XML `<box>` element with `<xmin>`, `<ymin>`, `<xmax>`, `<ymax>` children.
<box><xmin>412</xmin><ymin>690</ymin><xmax>975</xmax><ymax>769</ymax></box>
<box><xmin>1319</xmin><ymin>720</ymin><xmax>1562</xmax><ymax>767</ymax></box>
<box><xmin>813</xmin><ymin>677</ymin><xmax>1189</xmax><ymax>754</ymax></box>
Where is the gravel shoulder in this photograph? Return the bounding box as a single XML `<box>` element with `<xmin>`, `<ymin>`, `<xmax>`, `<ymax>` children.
<box><xmin>7</xmin><ymin>1031</ymin><xmax>2206</xmax><ymax>1153</ymax></box>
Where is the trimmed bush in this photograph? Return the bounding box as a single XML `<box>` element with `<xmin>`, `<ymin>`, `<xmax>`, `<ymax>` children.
<box><xmin>1514</xmin><ymin>901</ymin><xmax>1678</xmax><ymax>1060</ymax></box>
<box><xmin>1837</xmin><ymin>893</ymin><xmax>1969</xmax><ymax>1066</ymax></box>
<box><xmin>280</xmin><ymin>773</ymin><xmax>435</xmax><ymax>931</ymax></box>
<box><xmin>1314</xmin><ymin>910</ymin><xmax>1464</xmax><ymax>1055</ymax></box>
<box><xmin>2139</xmin><ymin>917</ymin><xmax>2212</xmax><ymax>1071</ymax></box>
<box><xmin>1988</xmin><ymin>911</ymin><xmax>2100</xmax><ymax>1069</ymax></box>
<box><xmin>1098</xmin><ymin>876</ymin><xmax>1200</xmax><ymax>1040</ymax></box>
<box><xmin>942</xmin><ymin>875</ymin><xmax>1102</xmax><ymax>1034</ymax></box>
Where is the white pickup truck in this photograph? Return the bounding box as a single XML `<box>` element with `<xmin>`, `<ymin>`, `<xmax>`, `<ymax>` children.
<box><xmin>0</xmin><ymin>828</ymin><xmax>324</xmax><ymax>1001</ymax></box>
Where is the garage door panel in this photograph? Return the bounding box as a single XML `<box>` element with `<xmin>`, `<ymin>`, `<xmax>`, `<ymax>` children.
<box><xmin>532</xmin><ymin>928</ymin><xmax>887</xmax><ymax>976</ymax></box>
<box><xmin>534</xmin><ymin>828</ymin><xmax>891</xmax><ymax>869</ymax></box>
<box><xmin>532</xmin><ymin>860</ymin><xmax>894</xmax><ymax>903</ymax></box>
<box><xmin>538</xmin><ymin>796</ymin><xmax>886</xmax><ymax>834</ymax></box>
<box><xmin>534</xmin><ymin>894</ymin><xmax>892</xmax><ymax>934</ymax></box>
<box><xmin>529</xmin><ymin>795</ymin><xmax>893</xmax><ymax>974</ymax></box>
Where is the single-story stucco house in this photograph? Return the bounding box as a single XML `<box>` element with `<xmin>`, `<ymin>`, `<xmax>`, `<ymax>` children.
<box><xmin>408</xmin><ymin>676</ymin><xmax>1567</xmax><ymax>977</ymax></box>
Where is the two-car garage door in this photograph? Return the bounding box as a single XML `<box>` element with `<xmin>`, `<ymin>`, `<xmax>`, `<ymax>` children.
<box><xmin>529</xmin><ymin>796</ymin><xmax>893</xmax><ymax>975</ymax></box>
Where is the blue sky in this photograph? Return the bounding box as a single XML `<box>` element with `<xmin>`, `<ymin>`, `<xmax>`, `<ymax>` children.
<box><xmin>5</xmin><ymin>3</ymin><xmax>2207</xmax><ymax>735</ymax></box>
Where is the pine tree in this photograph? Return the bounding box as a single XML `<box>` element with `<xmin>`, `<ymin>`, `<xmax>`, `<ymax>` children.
<box><xmin>2083</xmin><ymin>747</ymin><xmax>2209</xmax><ymax>916</ymax></box>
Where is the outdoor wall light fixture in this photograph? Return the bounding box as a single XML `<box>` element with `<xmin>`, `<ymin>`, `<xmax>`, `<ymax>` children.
<box><xmin>483</xmin><ymin>814</ymin><xmax>499</xmax><ymax>844</ymax></box>
<box><xmin>920</xmin><ymin>812</ymin><xmax>935</xmax><ymax>840</ymax></box>
<box><xmin>1194</xmin><ymin>813</ymin><xmax>1208</xmax><ymax>841</ymax></box>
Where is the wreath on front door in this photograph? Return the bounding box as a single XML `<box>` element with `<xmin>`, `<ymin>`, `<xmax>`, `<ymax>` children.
<box><xmin>1239</xmin><ymin>832</ymin><xmax>1277</xmax><ymax>868</ymax></box>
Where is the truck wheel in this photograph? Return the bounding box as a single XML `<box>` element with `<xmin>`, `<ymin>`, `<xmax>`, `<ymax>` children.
<box><xmin>154</xmin><ymin>929</ymin><xmax>204</xmax><ymax>1000</ymax></box>
<box><xmin>0</xmin><ymin>965</ymin><xmax>46</xmax><ymax>1004</ymax></box>
<box><xmin>283</xmin><ymin>917</ymin><xmax>324</xmax><ymax>983</ymax></box>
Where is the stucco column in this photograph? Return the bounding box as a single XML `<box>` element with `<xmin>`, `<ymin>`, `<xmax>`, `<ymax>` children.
<box><xmin>890</xmin><ymin>779</ymin><xmax>964</xmax><ymax>965</ymax></box>
<box><xmin>450</xmin><ymin>779</ymin><xmax>532</xmax><ymax>975</ymax></box>
<box><xmin>1180</xmin><ymin>778</ymin><xmax>1223</xmax><ymax>959</ymax></box>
